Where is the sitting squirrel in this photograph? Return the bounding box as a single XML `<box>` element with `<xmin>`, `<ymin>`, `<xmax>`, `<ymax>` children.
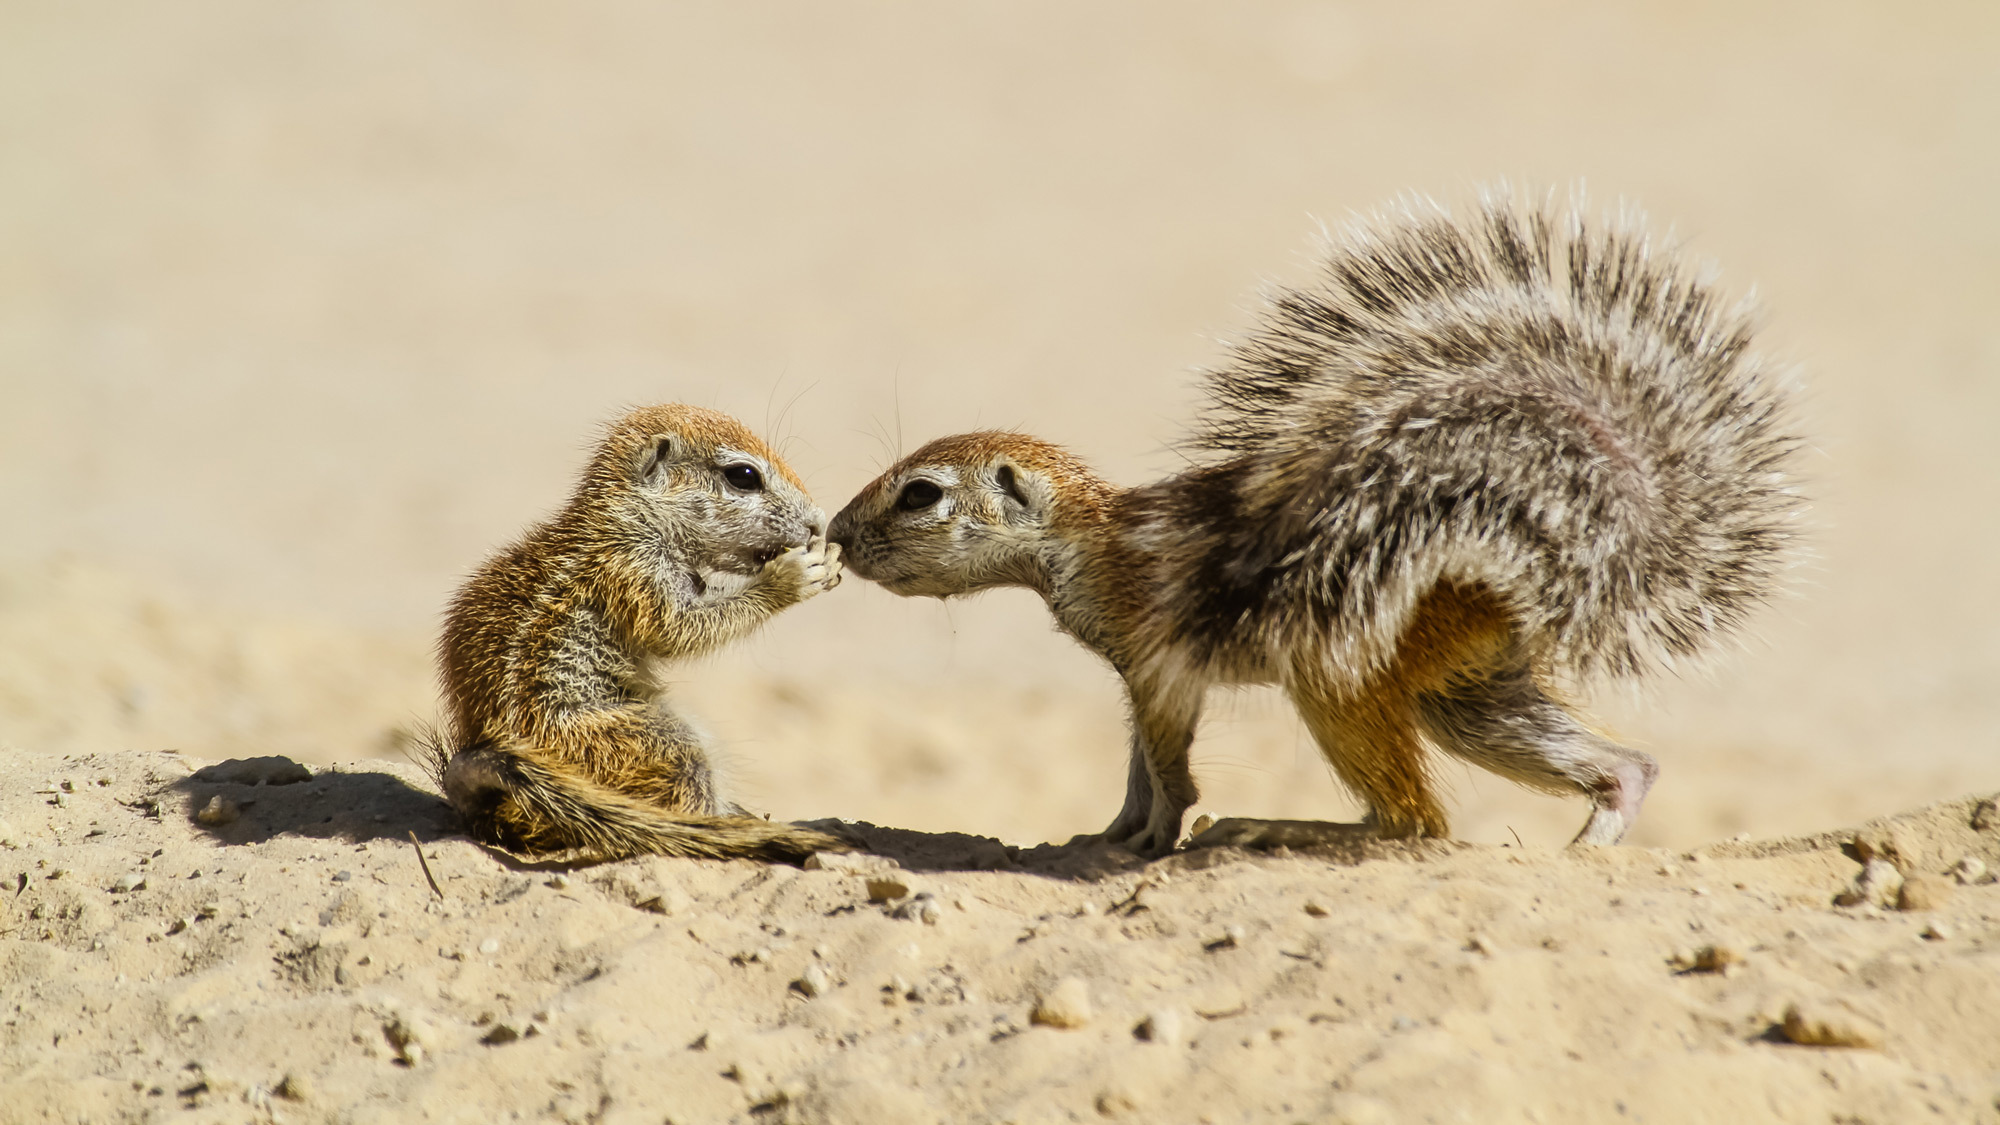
<box><xmin>829</xmin><ymin>192</ymin><xmax>1802</xmax><ymax>857</ymax></box>
<box><xmin>425</xmin><ymin>403</ymin><xmax>851</xmax><ymax>863</ymax></box>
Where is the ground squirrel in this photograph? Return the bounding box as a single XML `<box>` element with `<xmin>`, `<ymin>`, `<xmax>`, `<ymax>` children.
<box><xmin>424</xmin><ymin>403</ymin><xmax>852</xmax><ymax>863</ymax></box>
<box><xmin>829</xmin><ymin>192</ymin><xmax>1802</xmax><ymax>857</ymax></box>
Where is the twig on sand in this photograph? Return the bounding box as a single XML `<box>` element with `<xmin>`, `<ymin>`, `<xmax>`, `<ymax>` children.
<box><xmin>408</xmin><ymin>831</ymin><xmax>444</xmax><ymax>900</ymax></box>
<box><xmin>1508</xmin><ymin>827</ymin><xmax>1525</xmax><ymax>849</ymax></box>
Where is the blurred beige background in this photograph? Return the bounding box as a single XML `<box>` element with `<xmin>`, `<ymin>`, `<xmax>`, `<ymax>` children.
<box><xmin>3</xmin><ymin>1</ymin><xmax>1995</xmax><ymax>849</ymax></box>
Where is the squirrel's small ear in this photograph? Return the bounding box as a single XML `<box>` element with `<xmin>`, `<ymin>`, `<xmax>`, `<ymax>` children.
<box><xmin>994</xmin><ymin>461</ymin><xmax>1050</xmax><ymax>524</ymax></box>
<box><xmin>638</xmin><ymin>434</ymin><xmax>677</xmax><ymax>483</ymax></box>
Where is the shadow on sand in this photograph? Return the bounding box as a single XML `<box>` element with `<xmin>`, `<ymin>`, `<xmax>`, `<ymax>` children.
<box><xmin>164</xmin><ymin>756</ymin><xmax>1454</xmax><ymax>882</ymax></box>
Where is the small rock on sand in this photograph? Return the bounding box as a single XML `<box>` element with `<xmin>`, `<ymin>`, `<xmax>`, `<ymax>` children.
<box><xmin>1833</xmin><ymin>858</ymin><xmax>1902</xmax><ymax>908</ymax></box>
<box><xmin>1134</xmin><ymin>1008</ymin><xmax>1185</xmax><ymax>1046</ymax></box>
<box><xmin>1972</xmin><ymin>798</ymin><xmax>1999</xmax><ymax>832</ymax></box>
<box><xmin>383</xmin><ymin>1012</ymin><xmax>435</xmax><ymax>1065</ymax></box>
<box><xmin>195</xmin><ymin>796</ymin><xmax>239</xmax><ymax>826</ymax></box>
<box><xmin>1780</xmin><ymin>1001</ymin><xmax>1884</xmax><ymax>1049</ymax></box>
<box><xmin>274</xmin><ymin>1073</ymin><xmax>313</xmax><ymax>1102</ymax></box>
<box><xmin>481</xmin><ymin>1023</ymin><xmax>522</xmax><ymax>1046</ymax></box>
<box><xmin>866</xmin><ymin>876</ymin><xmax>911</xmax><ymax>903</ymax></box>
<box><xmin>1673</xmin><ymin>944</ymin><xmax>1745</xmax><ymax>975</ymax></box>
<box><xmin>1030</xmin><ymin>978</ymin><xmax>1092</xmax><ymax>1029</ymax></box>
<box><xmin>1950</xmin><ymin>856</ymin><xmax>1987</xmax><ymax>885</ymax></box>
<box><xmin>1897</xmin><ymin>875</ymin><xmax>1953</xmax><ymax>912</ymax></box>
<box><xmin>794</xmin><ymin>963</ymin><xmax>831</xmax><ymax>998</ymax></box>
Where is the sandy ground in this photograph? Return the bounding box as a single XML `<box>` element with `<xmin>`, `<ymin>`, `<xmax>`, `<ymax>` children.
<box><xmin>2</xmin><ymin>744</ymin><xmax>1997</xmax><ymax>1125</ymax></box>
<box><xmin>6</xmin><ymin>3</ymin><xmax>2000</xmax><ymax>1121</ymax></box>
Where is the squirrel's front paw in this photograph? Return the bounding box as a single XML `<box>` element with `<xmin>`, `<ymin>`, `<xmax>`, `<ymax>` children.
<box><xmin>766</xmin><ymin>536</ymin><xmax>843</xmax><ymax>601</ymax></box>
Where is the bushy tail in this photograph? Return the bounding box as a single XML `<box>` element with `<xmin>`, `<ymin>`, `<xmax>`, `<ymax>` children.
<box><xmin>1193</xmin><ymin>188</ymin><xmax>1802</xmax><ymax>682</ymax></box>
<box><xmin>418</xmin><ymin>733</ymin><xmax>850</xmax><ymax>864</ymax></box>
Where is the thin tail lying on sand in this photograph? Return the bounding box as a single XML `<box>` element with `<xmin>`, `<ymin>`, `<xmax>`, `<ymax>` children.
<box><xmin>417</xmin><ymin>732</ymin><xmax>849</xmax><ymax>864</ymax></box>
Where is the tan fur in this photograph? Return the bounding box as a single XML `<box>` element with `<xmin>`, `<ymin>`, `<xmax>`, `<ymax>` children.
<box><xmin>830</xmin><ymin>193</ymin><xmax>1800</xmax><ymax>857</ymax></box>
<box><xmin>426</xmin><ymin>403</ymin><xmax>851</xmax><ymax>864</ymax></box>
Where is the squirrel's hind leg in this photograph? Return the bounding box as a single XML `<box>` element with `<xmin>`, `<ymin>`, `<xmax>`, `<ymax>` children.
<box><xmin>1288</xmin><ymin>663</ymin><xmax>1451</xmax><ymax>840</ymax></box>
<box><xmin>1415</xmin><ymin>656</ymin><xmax>1658</xmax><ymax>846</ymax></box>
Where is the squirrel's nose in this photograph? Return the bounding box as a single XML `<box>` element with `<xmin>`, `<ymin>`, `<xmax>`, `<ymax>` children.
<box><xmin>827</xmin><ymin>507</ymin><xmax>854</xmax><ymax>552</ymax></box>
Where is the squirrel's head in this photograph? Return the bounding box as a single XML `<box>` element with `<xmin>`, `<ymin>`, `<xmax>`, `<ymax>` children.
<box><xmin>828</xmin><ymin>431</ymin><xmax>1096</xmax><ymax>599</ymax></box>
<box><xmin>577</xmin><ymin>404</ymin><xmax>824</xmax><ymax>576</ymax></box>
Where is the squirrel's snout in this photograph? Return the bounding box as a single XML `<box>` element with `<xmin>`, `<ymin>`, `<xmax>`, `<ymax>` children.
<box><xmin>826</xmin><ymin>509</ymin><xmax>856</xmax><ymax>554</ymax></box>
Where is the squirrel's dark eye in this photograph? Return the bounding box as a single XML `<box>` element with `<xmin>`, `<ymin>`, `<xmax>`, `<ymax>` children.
<box><xmin>897</xmin><ymin>479</ymin><xmax>943</xmax><ymax>511</ymax></box>
<box><xmin>723</xmin><ymin>464</ymin><xmax>764</xmax><ymax>491</ymax></box>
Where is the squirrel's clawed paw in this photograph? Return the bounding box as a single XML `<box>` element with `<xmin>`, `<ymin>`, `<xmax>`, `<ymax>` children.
<box><xmin>766</xmin><ymin>534</ymin><xmax>843</xmax><ymax>599</ymax></box>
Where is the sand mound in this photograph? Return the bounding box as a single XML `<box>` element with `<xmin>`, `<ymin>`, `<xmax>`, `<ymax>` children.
<box><xmin>3</xmin><ymin>742</ymin><xmax>1995</xmax><ymax>1124</ymax></box>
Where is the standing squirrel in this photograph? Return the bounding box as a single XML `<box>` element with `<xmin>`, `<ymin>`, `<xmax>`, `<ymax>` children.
<box><xmin>425</xmin><ymin>403</ymin><xmax>852</xmax><ymax>863</ymax></box>
<box><xmin>829</xmin><ymin>192</ymin><xmax>1802</xmax><ymax>857</ymax></box>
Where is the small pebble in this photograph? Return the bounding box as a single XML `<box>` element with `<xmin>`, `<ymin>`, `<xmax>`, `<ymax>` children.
<box><xmin>1134</xmin><ymin>1008</ymin><xmax>1185</xmax><ymax>1046</ymax></box>
<box><xmin>384</xmin><ymin>1011</ymin><xmax>438</xmax><ymax>1065</ymax></box>
<box><xmin>1921</xmin><ymin>921</ymin><xmax>1951</xmax><ymax>941</ymax></box>
<box><xmin>891</xmin><ymin>891</ymin><xmax>941</xmax><ymax>923</ymax></box>
<box><xmin>1897</xmin><ymin>875</ymin><xmax>1953</xmax><ymax>913</ymax></box>
<box><xmin>1030</xmin><ymin>978</ymin><xmax>1093</xmax><ymax>1029</ymax></box>
<box><xmin>275</xmin><ymin>1073</ymin><xmax>313</xmax><ymax>1102</ymax></box>
<box><xmin>1834</xmin><ymin>858</ymin><xmax>1902</xmax><ymax>908</ymax></box>
<box><xmin>1303</xmin><ymin>902</ymin><xmax>1329</xmax><ymax>918</ymax></box>
<box><xmin>1972</xmin><ymin>798</ymin><xmax>1999</xmax><ymax>832</ymax></box>
<box><xmin>195</xmin><ymin>796</ymin><xmax>240</xmax><ymax>827</ymax></box>
<box><xmin>1205</xmin><ymin>925</ymin><xmax>1246</xmax><ymax>952</ymax></box>
<box><xmin>112</xmin><ymin>872</ymin><xmax>147</xmax><ymax>894</ymax></box>
<box><xmin>1673</xmin><ymin>944</ymin><xmax>1744</xmax><ymax>975</ymax></box>
<box><xmin>866</xmin><ymin>876</ymin><xmax>911</xmax><ymax>903</ymax></box>
<box><xmin>478</xmin><ymin>938</ymin><xmax>500</xmax><ymax>955</ymax></box>
<box><xmin>1466</xmin><ymin>933</ymin><xmax>1496</xmax><ymax>956</ymax></box>
<box><xmin>481</xmin><ymin>1023</ymin><xmax>521</xmax><ymax>1046</ymax></box>
<box><xmin>332</xmin><ymin>871</ymin><xmax>352</xmax><ymax>884</ymax></box>
<box><xmin>1950</xmin><ymin>856</ymin><xmax>1987</xmax><ymax>885</ymax></box>
<box><xmin>1779</xmin><ymin>1001</ymin><xmax>1883</xmax><ymax>1049</ymax></box>
<box><xmin>545</xmin><ymin>874</ymin><xmax>570</xmax><ymax>890</ymax></box>
<box><xmin>794</xmin><ymin>962</ymin><xmax>831</xmax><ymax>998</ymax></box>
